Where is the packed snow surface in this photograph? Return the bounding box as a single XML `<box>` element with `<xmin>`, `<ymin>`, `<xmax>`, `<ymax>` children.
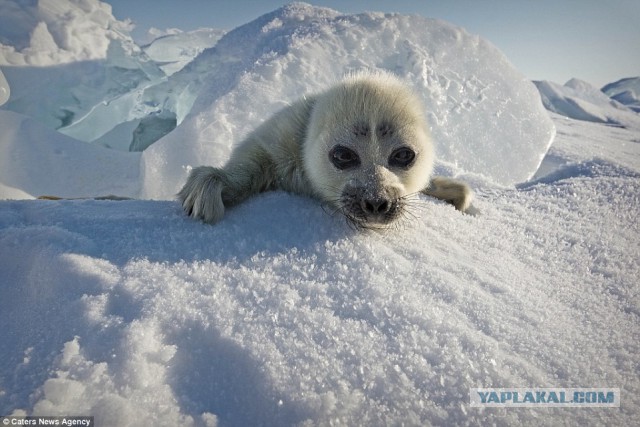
<box><xmin>1</xmin><ymin>2</ymin><xmax>639</xmax><ymax>426</ymax></box>
<box><xmin>1</xmin><ymin>113</ymin><xmax>638</xmax><ymax>426</ymax></box>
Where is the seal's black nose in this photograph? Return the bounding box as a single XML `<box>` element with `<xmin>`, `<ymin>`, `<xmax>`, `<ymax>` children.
<box><xmin>361</xmin><ymin>198</ymin><xmax>391</xmax><ymax>215</ymax></box>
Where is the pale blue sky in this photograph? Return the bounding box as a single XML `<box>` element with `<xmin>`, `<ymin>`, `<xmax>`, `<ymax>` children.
<box><xmin>105</xmin><ymin>0</ymin><xmax>640</xmax><ymax>87</ymax></box>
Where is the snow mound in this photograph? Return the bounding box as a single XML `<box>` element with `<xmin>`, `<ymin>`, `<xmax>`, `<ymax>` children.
<box><xmin>534</xmin><ymin>78</ymin><xmax>640</xmax><ymax>129</ymax></box>
<box><xmin>1</xmin><ymin>114</ymin><xmax>638</xmax><ymax>425</ymax></box>
<box><xmin>0</xmin><ymin>110</ymin><xmax>140</xmax><ymax>199</ymax></box>
<box><xmin>141</xmin><ymin>3</ymin><xmax>553</xmax><ymax>198</ymax></box>
<box><xmin>0</xmin><ymin>0</ymin><xmax>135</xmax><ymax>66</ymax></box>
<box><xmin>602</xmin><ymin>77</ymin><xmax>640</xmax><ymax>113</ymax></box>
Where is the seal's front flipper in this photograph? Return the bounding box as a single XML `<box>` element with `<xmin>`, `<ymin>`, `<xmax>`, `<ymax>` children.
<box><xmin>422</xmin><ymin>176</ymin><xmax>473</xmax><ymax>213</ymax></box>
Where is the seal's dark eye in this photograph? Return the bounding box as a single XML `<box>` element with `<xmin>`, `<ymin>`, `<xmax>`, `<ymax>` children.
<box><xmin>389</xmin><ymin>147</ymin><xmax>416</xmax><ymax>168</ymax></box>
<box><xmin>329</xmin><ymin>146</ymin><xmax>360</xmax><ymax>170</ymax></box>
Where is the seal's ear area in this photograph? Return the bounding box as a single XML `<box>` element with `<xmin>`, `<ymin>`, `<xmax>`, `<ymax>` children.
<box><xmin>422</xmin><ymin>176</ymin><xmax>473</xmax><ymax>213</ymax></box>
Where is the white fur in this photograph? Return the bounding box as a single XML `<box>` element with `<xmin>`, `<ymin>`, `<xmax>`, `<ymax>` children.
<box><xmin>303</xmin><ymin>72</ymin><xmax>434</xmax><ymax>206</ymax></box>
<box><xmin>178</xmin><ymin>71</ymin><xmax>472</xmax><ymax>226</ymax></box>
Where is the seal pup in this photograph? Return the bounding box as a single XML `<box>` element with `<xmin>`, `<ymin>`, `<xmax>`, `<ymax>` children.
<box><xmin>178</xmin><ymin>71</ymin><xmax>472</xmax><ymax>228</ymax></box>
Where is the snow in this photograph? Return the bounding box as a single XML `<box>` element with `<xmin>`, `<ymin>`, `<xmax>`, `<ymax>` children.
<box><xmin>0</xmin><ymin>110</ymin><xmax>140</xmax><ymax>199</ymax></box>
<box><xmin>1</xmin><ymin>35</ymin><xmax>164</xmax><ymax>143</ymax></box>
<box><xmin>602</xmin><ymin>77</ymin><xmax>640</xmax><ymax>113</ymax></box>
<box><xmin>0</xmin><ymin>0</ymin><xmax>135</xmax><ymax>66</ymax></box>
<box><xmin>0</xmin><ymin>68</ymin><xmax>9</xmax><ymax>106</ymax></box>
<box><xmin>1</xmin><ymin>2</ymin><xmax>639</xmax><ymax>426</ymax></box>
<box><xmin>1</xmin><ymin>112</ymin><xmax>639</xmax><ymax>426</ymax></box>
<box><xmin>0</xmin><ymin>0</ymin><xmax>163</xmax><ymax>149</ymax></box>
<box><xmin>534</xmin><ymin>78</ymin><xmax>640</xmax><ymax>129</ymax></box>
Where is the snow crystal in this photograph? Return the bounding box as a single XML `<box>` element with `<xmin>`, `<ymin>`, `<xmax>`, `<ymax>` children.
<box><xmin>1</xmin><ymin>114</ymin><xmax>638</xmax><ymax>425</ymax></box>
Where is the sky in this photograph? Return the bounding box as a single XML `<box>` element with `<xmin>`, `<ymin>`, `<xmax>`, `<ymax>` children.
<box><xmin>102</xmin><ymin>1</ymin><xmax>638</xmax><ymax>87</ymax></box>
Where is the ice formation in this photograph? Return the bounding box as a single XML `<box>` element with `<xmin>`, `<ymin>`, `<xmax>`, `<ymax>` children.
<box><xmin>535</xmin><ymin>78</ymin><xmax>640</xmax><ymax>129</ymax></box>
<box><xmin>602</xmin><ymin>77</ymin><xmax>640</xmax><ymax>113</ymax></box>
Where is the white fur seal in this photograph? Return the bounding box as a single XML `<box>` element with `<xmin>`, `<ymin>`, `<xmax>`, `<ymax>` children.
<box><xmin>178</xmin><ymin>71</ymin><xmax>472</xmax><ymax>228</ymax></box>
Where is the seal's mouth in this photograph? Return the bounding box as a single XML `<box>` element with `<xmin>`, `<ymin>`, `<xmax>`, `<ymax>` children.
<box><xmin>339</xmin><ymin>190</ymin><xmax>404</xmax><ymax>229</ymax></box>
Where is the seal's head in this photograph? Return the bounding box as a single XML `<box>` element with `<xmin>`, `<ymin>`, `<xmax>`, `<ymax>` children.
<box><xmin>304</xmin><ymin>72</ymin><xmax>434</xmax><ymax>228</ymax></box>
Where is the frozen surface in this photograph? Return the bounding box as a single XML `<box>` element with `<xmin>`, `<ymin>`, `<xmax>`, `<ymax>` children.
<box><xmin>535</xmin><ymin>78</ymin><xmax>640</xmax><ymax>129</ymax></box>
<box><xmin>0</xmin><ymin>110</ymin><xmax>140</xmax><ymax>199</ymax></box>
<box><xmin>0</xmin><ymin>68</ymin><xmax>8</xmax><ymax>106</ymax></box>
<box><xmin>142</xmin><ymin>28</ymin><xmax>226</xmax><ymax>76</ymax></box>
<box><xmin>1</xmin><ymin>56</ymin><xmax>163</xmax><ymax>141</ymax></box>
<box><xmin>602</xmin><ymin>77</ymin><xmax>640</xmax><ymax>113</ymax></box>
<box><xmin>0</xmin><ymin>0</ymin><xmax>163</xmax><ymax>146</ymax></box>
<box><xmin>0</xmin><ymin>5</ymin><xmax>639</xmax><ymax>422</ymax></box>
<box><xmin>1</xmin><ymin>3</ymin><xmax>638</xmax><ymax>425</ymax></box>
<box><xmin>0</xmin><ymin>114</ymin><xmax>638</xmax><ymax>426</ymax></box>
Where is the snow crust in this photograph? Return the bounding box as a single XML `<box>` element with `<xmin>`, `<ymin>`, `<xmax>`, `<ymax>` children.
<box><xmin>1</xmin><ymin>113</ymin><xmax>638</xmax><ymax>426</ymax></box>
